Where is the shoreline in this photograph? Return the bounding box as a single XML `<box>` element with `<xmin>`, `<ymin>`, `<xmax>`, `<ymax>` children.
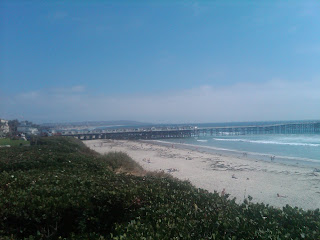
<box><xmin>84</xmin><ymin>139</ymin><xmax>320</xmax><ymax>210</ymax></box>
<box><xmin>151</xmin><ymin>139</ymin><xmax>320</xmax><ymax>168</ymax></box>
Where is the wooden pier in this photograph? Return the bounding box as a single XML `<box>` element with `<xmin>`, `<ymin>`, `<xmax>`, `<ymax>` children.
<box><xmin>63</xmin><ymin>121</ymin><xmax>320</xmax><ymax>140</ymax></box>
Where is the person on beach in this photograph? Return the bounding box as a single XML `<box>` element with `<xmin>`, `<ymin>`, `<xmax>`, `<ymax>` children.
<box><xmin>221</xmin><ymin>188</ymin><xmax>226</xmax><ymax>196</ymax></box>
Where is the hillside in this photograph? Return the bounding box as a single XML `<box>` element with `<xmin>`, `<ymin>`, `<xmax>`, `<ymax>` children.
<box><xmin>0</xmin><ymin>137</ymin><xmax>319</xmax><ymax>239</ymax></box>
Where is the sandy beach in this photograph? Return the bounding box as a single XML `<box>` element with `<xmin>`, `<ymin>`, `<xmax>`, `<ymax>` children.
<box><xmin>84</xmin><ymin>139</ymin><xmax>320</xmax><ymax>210</ymax></box>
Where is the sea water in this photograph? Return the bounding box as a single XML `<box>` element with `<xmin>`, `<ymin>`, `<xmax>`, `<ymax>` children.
<box><xmin>157</xmin><ymin>134</ymin><xmax>320</xmax><ymax>168</ymax></box>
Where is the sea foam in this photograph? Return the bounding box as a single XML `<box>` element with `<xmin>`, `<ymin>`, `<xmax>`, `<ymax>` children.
<box><xmin>213</xmin><ymin>138</ymin><xmax>320</xmax><ymax>147</ymax></box>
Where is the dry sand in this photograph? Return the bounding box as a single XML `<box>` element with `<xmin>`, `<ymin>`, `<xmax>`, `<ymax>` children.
<box><xmin>84</xmin><ymin>139</ymin><xmax>320</xmax><ymax>210</ymax></box>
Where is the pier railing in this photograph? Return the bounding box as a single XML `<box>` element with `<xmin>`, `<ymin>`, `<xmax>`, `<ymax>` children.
<box><xmin>62</xmin><ymin>121</ymin><xmax>320</xmax><ymax>140</ymax></box>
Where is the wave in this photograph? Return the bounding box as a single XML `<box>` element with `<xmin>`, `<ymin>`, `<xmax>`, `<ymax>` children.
<box><xmin>149</xmin><ymin>140</ymin><xmax>320</xmax><ymax>164</ymax></box>
<box><xmin>197</xmin><ymin>139</ymin><xmax>208</xmax><ymax>142</ymax></box>
<box><xmin>213</xmin><ymin>138</ymin><xmax>320</xmax><ymax>147</ymax></box>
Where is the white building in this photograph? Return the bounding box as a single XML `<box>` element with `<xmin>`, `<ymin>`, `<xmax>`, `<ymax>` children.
<box><xmin>0</xmin><ymin>119</ymin><xmax>10</xmax><ymax>137</ymax></box>
<box><xmin>17</xmin><ymin>126</ymin><xmax>39</xmax><ymax>135</ymax></box>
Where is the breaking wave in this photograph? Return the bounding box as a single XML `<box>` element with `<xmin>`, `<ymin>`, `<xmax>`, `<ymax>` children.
<box><xmin>196</xmin><ymin>139</ymin><xmax>208</xmax><ymax>142</ymax></box>
<box><xmin>213</xmin><ymin>138</ymin><xmax>320</xmax><ymax>147</ymax></box>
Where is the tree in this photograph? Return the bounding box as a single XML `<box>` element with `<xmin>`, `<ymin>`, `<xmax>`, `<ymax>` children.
<box><xmin>8</xmin><ymin>119</ymin><xmax>19</xmax><ymax>136</ymax></box>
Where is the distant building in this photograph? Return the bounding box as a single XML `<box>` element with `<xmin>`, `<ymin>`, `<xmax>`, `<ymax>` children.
<box><xmin>0</xmin><ymin>119</ymin><xmax>10</xmax><ymax>137</ymax></box>
<box><xmin>17</xmin><ymin>126</ymin><xmax>39</xmax><ymax>135</ymax></box>
<box><xmin>40</xmin><ymin>129</ymin><xmax>57</xmax><ymax>136</ymax></box>
<box><xmin>20</xmin><ymin>121</ymin><xmax>28</xmax><ymax>127</ymax></box>
<box><xmin>15</xmin><ymin>120</ymin><xmax>40</xmax><ymax>136</ymax></box>
<box><xmin>19</xmin><ymin>133</ymin><xmax>27</xmax><ymax>141</ymax></box>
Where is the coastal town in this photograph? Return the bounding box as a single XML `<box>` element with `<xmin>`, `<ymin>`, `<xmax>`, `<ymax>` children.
<box><xmin>0</xmin><ymin>119</ymin><xmax>39</xmax><ymax>142</ymax></box>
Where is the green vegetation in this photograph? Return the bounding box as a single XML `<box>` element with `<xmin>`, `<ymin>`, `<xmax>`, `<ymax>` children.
<box><xmin>0</xmin><ymin>137</ymin><xmax>319</xmax><ymax>239</ymax></box>
<box><xmin>0</xmin><ymin>138</ymin><xmax>29</xmax><ymax>146</ymax></box>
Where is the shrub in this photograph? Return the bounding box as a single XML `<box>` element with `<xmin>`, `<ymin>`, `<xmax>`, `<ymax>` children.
<box><xmin>101</xmin><ymin>151</ymin><xmax>145</xmax><ymax>175</ymax></box>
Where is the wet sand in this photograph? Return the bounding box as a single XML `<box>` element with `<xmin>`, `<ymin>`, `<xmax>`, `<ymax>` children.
<box><xmin>84</xmin><ymin>139</ymin><xmax>320</xmax><ymax>210</ymax></box>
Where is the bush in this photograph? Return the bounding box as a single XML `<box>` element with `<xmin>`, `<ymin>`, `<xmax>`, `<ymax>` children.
<box><xmin>101</xmin><ymin>151</ymin><xmax>145</xmax><ymax>174</ymax></box>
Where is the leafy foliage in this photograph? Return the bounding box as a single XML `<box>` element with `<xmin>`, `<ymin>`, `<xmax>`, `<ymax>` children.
<box><xmin>0</xmin><ymin>137</ymin><xmax>319</xmax><ymax>239</ymax></box>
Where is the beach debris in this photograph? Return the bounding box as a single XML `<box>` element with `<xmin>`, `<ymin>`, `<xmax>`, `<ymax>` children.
<box><xmin>167</xmin><ymin>168</ymin><xmax>178</xmax><ymax>173</ymax></box>
<box><xmin>246</xmin><ymin>178</ymin><xmax>249</xmax><ymax>180</ymax></box>
<box><xmin>142</xmin><ymin>158</ymin><xmax>151</xmax><ymax>163</ymax></box>
<box><xmin>277</xmin><ymin>193</ymin><xmax>287</xmax><ymax>198</ymax></box>
<box><xmin>232</xmin><ymin>174</ymin><xmax>238</xmax><ymax>179</ymax></box>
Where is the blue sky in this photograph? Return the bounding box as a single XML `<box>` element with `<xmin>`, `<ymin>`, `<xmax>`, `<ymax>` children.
<box><xmin>1</xmin><ymin>0</ymin><xmax>320</xmax><ymax>123</ymax></box>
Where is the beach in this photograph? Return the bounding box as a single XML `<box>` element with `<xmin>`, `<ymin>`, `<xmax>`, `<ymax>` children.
<box><xmin>84</xmin><ymin>139</ymin><xmax>320</xmax><ymax>210</ymax></box>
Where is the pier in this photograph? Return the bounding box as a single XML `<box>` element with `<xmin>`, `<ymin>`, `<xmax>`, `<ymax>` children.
<box><xmin>62</xmin><ymin>121</ymin><xmax>320</xmax><ymax>140</ymax></box>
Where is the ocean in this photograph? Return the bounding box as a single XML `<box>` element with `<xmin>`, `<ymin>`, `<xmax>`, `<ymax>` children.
<box><xmin>155</xmin><ymin>133</ymin><xmax>320</xmax><ymax>168</ymax></box>
<box><xmin>94</xmin><ymin>120</ymin><xmax>320</xmax><ymax>167</ymax></box>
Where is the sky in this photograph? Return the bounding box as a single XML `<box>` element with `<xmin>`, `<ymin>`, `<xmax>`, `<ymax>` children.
<box><xmin>1</xmin><ymin>0</ymin><xmax>320</xmax><ymax>123</ymax></box>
